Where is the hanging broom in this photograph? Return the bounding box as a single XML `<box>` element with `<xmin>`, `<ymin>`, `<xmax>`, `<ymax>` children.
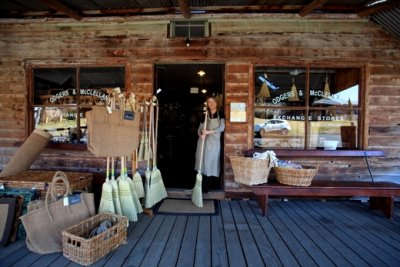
<box><xmin>144</xmin><ymin>99</ymin><xmax>154</xmax><ymax>208</ymax></box>
<box><xmin>124</xmin><ymin>157</ymin><xmax>143</xmax><ymax>214</ymax></box>
<box><xmin>118</xmin><ymin>156</ymin><xmax>138</xmax><ymax>222</ymax></box>
<box><xmin>110</xmin><ymin>157</ymin><xmax>123</xmax><ymax>215</ymax></box>
<box><xmin>98</xmin><ymin>157</ymin><xmax>115</xmax><ymax>214</ymax></box>
<box><xmin>138</xmin><ymin>100</ymin><xmax>151</xmax><ymax>161</ymax></box>
<box><xmin>132</xmin><ymin>149</ymin><xmax>145</xmax><ymax>198</ymax></box>
<box><xmin>192</xmin><ymin>105</ymin><xmax>208</xmax><ymax>208</ymax></box>
<box><xmin>149</xmin><ymin>96</ymin><xmax>167</xmax><ymax>205</ymax></box>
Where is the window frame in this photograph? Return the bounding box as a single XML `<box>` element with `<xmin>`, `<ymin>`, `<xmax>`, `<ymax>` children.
<box><xmin>252</xmin><ymin>63</ymin><xmax>367</xmax><ymax>150</ymax></box>
<box><xmin>169</xmin><ymin>20</ymin><xmax>209</xmax><ymax>38</ymax></box>
<box><xmin>27</xmin><ymin>63</ymin><xmax>129</xmax><ymax>150</ymax></box>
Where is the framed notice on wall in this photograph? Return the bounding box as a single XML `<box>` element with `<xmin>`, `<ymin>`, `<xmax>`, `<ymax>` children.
<box><xmin>230</xmin><ymin>102</ymin><xmax>247</xmax><ymax>123</ymax></box>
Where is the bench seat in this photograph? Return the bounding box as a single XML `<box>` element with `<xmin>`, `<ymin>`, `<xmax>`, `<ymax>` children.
<box><xmin>251</xmin><ymin>181</ymin><xmax>400</xmax><ymax>219</ymax></box>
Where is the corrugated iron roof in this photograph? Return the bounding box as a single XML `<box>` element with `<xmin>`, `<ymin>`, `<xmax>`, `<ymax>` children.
<box><xmin>371</xmin><ymin>6</ymin><xmax>400</xmax><ymax>40</ymax></box>
<box><xmin>0</xmin><ymin>0</ymin><xmax>399</xmax><ymax>40</ymax></box>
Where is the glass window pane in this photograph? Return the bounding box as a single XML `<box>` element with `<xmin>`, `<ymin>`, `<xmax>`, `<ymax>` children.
<box><xmin>310</xmin><ymin>68</ymin><xmax>359</xmax><ymax>108</ymax></box>
<box><xmin>34</xmin><ymin>68</ymin><xmax>76</xmax><ymax>105</ymax></box>
<box><xmin>254</xmin><ymin>108</ymin><xmax>305</xmax><ymax>148</ymax></box>
<box><xmin>80</xmin><ymin>67</ymin><xmax>125</xmax><ymax>106</ymax></box>
<box><xmin>172</xmin><ymin>21</ymin><xmax>207</xmax><ymax>37</ymax></box>
<box><xmin>34</xmin><ymin>106</ymin><xmax>80</xmax><ymax>144</ymax></box>
<box><xmin>308</xmin><ymin>110</ymin><xmax>359</xmax><ymax>149</ymax></box>
<box><xmin>255</xmin><ymin>67</ymin><xmax>306</xmax><ymax>107</ymax></box>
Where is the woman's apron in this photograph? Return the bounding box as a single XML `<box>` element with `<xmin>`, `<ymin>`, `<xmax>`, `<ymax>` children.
<box><xmin>194</xmin><ymin>115</ymin><xmax>222</xmax><ymax>177</ymax></box>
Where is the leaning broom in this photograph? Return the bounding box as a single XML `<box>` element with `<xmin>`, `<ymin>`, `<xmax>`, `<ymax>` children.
<box><xmin>149</xmin><ymin>96</ymin><xmax>167</xmax><ymax>205</ymax></box>
<box><xmin>192</xmin><ymin>106</ymin><xmax>208</xmax><ymax>207</ymax></box>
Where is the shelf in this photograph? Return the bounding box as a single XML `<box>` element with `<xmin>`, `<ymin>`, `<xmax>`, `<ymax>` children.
<box><xmin>246</xmin><ymin>149</ymin><xmax>385</xmax><ymax>157</ymax></box>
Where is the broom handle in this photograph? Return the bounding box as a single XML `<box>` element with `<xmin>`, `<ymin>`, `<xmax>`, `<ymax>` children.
<box><xmin>155</xmin><ymin>99</ymin><xmax>159</xmax><ymax>149</ymax></box>
<box><xmin>106</xmin><ymin>157</ymin><xmax>110</xmax><ymax>180</ymax></box>
<box><xmin>147</xmin><ymin>99</ymin><xmax>152</xmax><ymax>169</ymax></box>
<box><xmin>143</xmin><ymin>100</ymin><xmax>147</xmax><ymax>147</ymax></box>
<box><xmin>152</xmin><ymin>99</ymin><xmax>156</xmax><ymax>168</ymax></box>
<box><xmin>121</xmin><ymin>156</ymin><xmax>124</xmax><ymax>177</ymax></box>
<box><xmin>111</xmin><ymin>157</ymin><xmax>115</xmax><ymax>178</ymax></box>
<box><xmin>133</xmin><ymin>149</ymin><xmax>138</xmax><ymax>171</ymax></box>
<box><xmin>198</xmin><ymin>109</ymin><xmax>208</xmax><ymax>172</ymax></box>
<box><xmin>123</xmin><ymin>156</ymin><xmax>127</xmax><ymax>177</ymax></box>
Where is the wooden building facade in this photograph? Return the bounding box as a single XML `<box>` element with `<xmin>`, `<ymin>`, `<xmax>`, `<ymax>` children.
<box><xmin>0</xmin><ymin>13</ymin><xmax>399</xmax><ymax>195</ymax></box>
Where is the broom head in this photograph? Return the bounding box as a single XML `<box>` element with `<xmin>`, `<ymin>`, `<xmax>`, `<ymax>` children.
<box><xmin>144</xmin><ymin>168</ymin><xmax>153</xmax><ymax>208</ymax></box>
<box><xmin>127</xmin><ymin>176</ymin><xmax>143</xmax><ymax>213</ymax></box>
<box><xmin>132</xmin><ymin>171</ymin><xmax>145</xmax><ymax>198</ymax></box>
<box><xmin>150</xmin><ymin>168</ymin><xmax>167</xmax><ymax>205</ymax></box>
<box><xmin>110</xmin><ymin>177</ymin><xmax>123</xmax><ymax>215</ymax></box>
<box><xmin>98</xmin><ymin>178</ymin><xmax>115</xmax><ymax>214</ymax></box>
<box><xmin>191</xmin><ymin>172</ymin><xmax>203</xmax><ymax>208</ymax></box>
<box><xmin>118</xmin><ymin>177</ymin><xmax>138</xmax><ymax>222</ymax></box>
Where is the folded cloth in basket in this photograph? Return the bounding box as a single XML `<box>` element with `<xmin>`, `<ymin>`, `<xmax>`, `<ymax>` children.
<box><xmin>88</xmin><ymin>220</ymin><xmax>112</xmax><ymax>238</ymax></box>
<box><xmin>253</xmin><ymin>150</ymin><xmax>278</xmax><ymax>167</ymax></box>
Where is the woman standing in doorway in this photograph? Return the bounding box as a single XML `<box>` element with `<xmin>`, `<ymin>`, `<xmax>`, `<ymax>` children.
<box><xmin>195</xmin><ymin>95</ymin><xmax>225</xmax><ymax>192</ymax></box>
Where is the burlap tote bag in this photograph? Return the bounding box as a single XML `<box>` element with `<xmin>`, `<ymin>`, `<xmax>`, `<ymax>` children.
<box><xmin>20</xmin><ymin>171</ymin><xmax>95</xmax><ymax>254</ymax></box>
<box><xmin>86</xmin><ymin>105</ymin><xmax>140</xmax><ymax>157</ymax></box>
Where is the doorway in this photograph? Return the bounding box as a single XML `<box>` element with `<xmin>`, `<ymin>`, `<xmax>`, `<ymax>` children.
<box><xmin>155</xmin><ymin>63</ymin><xmax>224</xmax><ymax>190</ymax></box>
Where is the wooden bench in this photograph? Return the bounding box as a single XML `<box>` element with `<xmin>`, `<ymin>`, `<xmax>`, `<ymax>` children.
<box><xmin>245</xmin><ymin>149</ymin><xmax>400</xmax><ymax>219</ymax></box>
<box><xmin>251</xmin><ymin>181</ymin><xmax>400</xmax><ymax>219</ymax></box>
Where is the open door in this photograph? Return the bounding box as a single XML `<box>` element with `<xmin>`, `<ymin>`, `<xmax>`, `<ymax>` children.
<box><xmin>155</xmin><ymin>63</ymin><xmax>224</xmax><ymax>190</ymax></box>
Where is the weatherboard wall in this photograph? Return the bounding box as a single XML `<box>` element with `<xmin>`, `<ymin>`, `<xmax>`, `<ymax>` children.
<box><xmin>0</xmin><ymin>14</ymin><xmax>399</xmax><ymax>193</ymax></box>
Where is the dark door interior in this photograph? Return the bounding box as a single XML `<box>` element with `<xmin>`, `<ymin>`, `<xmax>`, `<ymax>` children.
<box><xmin>155</xmin><ymin>64</ymin><xmax>224</xmax><ymax>189</ymax></box>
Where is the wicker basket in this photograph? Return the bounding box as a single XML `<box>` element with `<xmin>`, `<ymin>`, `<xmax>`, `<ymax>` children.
<box><xmin>62</xmin><ymin>213</ymin><xmax>128</xmax><ymax>266</ymax></box>
<box><xmin>230</xmin><ymin>156</ymin><xmax>273</xmax><ymax>185</ymax></box>
<box><xmin>274</xmin><ymin>165</ymin><xmax>318</xmax><ymax>186</ymax></box>
<box><xmin>0</xmin><ymin>170</ymin><xmax>93</xmax><ymax>198</ymax></box>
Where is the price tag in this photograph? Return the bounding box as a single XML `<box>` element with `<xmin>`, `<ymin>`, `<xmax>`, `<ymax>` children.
<box><xmin>63</xmin><ymin>193</ymin><xmax>82</xmax><ymax>206</ymax></box>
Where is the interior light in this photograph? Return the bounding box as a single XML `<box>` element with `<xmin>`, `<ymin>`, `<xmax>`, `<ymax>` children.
<box><xmin>197</xmin><ymin>70</ymin><xmax>206</xmax><ymax>77</ymax></box>
<box><xmin>201</xmin><ymin>89</ymin><xmax>207</xmax><ymax>94</ymax></box>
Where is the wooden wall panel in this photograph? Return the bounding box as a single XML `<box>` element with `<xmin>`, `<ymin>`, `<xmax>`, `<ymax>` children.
<box><xmin>0</xmin><ymin>14</ymin><xmax>399</xmax><ymax>194</ymax></box>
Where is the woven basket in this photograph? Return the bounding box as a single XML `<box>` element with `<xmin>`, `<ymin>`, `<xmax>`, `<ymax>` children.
<box><xmin>274</xmin><ymin>165</ymin><xmax>318</xmax><ymax>186</ymax></box>
<box><xmin>62</xmin><ymin>213</ymin><xmax>128</xmax><ymax>266</ymax></box>
<box><xmin>230</xmin><ymin>156</ymin><xmax>273</xmax><ymax>185</ymax></box>
<box><xmin>0</xmin><ymin>170</ymin><xmax>93</xmax><ymax>198</ymax></box>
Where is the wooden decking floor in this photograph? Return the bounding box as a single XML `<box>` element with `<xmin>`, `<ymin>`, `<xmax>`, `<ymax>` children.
<box><xmin>1</xmin><ymin>199</ymin><xmax>400</xmax><ymax>267</ymax></box>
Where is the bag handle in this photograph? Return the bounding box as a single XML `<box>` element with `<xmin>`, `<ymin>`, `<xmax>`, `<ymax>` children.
<box><xmin>45</xmin><ymin>171</ymin><xmax>72</xmax><ymax>222</ymax></box>
<box><xmin>104</xmin><ymin>93</ymin><xmax>128</xmax><ymax>126</ymax></box>
<box><xmin>45</xmin><ymin>171</ymin><xmax>72</xmax><ymax>202</ymax></box>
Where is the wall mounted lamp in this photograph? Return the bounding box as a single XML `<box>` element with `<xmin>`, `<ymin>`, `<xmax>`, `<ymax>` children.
<box><xmin>185</xmin><ymin>38</ymin><xmax>191</xmax><ymax>47</ymax></box>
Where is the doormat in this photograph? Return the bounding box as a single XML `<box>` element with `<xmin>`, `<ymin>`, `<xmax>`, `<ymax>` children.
<box><xmin>154</xmin><ymin>198</ymin><xmax>219</xmax><ymax>216</ymax></box>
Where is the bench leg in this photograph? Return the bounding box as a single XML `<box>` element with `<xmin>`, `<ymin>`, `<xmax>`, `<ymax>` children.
<box><xmin>369</xmin><ymin>197</ymin><xmax>394</xmax><ymax>219</ymax></box>
<box><xmin>257</xmin><ymin>195</ymin><xmax>269</xmax><ymax>216</ymax></box>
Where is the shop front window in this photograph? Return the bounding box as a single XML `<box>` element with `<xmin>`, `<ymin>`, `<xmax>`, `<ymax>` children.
<box><xmin>254</xmin><ymin>66</ymin><xmax>361</xmax><ymax>150</ymax></box>
<box><xmin>30</xmin><ymin>66</ymin><xmax>125</xmax><ymax>148</ymax></box>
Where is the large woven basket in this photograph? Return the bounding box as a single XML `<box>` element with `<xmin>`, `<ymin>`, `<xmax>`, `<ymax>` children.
<box><xmin>62</xmin><ymin>212</ymin><xmax>128</xmax><ymax>266</ymax></box>
<box><xmin>230</xmin><ymin>156</ymin><xmax>273</xmax><ymax>185</ymax></box>
<box><xmin>0</xmin><ymin>170</ymin><xmax>93</xmax><ymax>199</ymax></box>
<box><xmin>274</xmin><ymin>165</ymin><xmax>318</xmax><ymax>186</ymax></box>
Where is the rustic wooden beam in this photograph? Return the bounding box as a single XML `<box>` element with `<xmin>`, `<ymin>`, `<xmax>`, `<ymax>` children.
<box><xmin>38</xmin><ymin>0</ymin><xmax>82</xmax><ymax>21</ymax></box>
<box><xmin>177</xmin><ymin>0</ymin><xmax>191</xmax><ymax>19</ymax></box>
<box><xmin>358</xmin><ymin>0</ymin><xmax>400</xmax><ymax>17</ymax></box>
<box><xmin>2</xmin><ymin>5</ymin><xmax>361</xmax><ymax>19</ymax></box>
<box><xmin>299</xmin><ymin>0</ymin><xmax>330</xmax><ymax>17</ymax></box>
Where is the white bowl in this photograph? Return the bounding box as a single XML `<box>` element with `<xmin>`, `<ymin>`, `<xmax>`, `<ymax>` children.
<box><xmin>323</xmin><ymin>140</ymin><xmax>338</xmax><ymax>150</ymax></box>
